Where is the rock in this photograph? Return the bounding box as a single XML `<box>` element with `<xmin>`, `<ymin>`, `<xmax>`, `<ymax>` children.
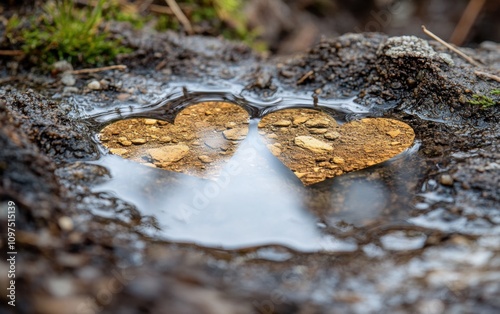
<box><xmin>198</xmin><ymin>155</ymin><xmax>213</xmax><ymax>163</ymax></box>
<box><xmin>293</xmin><ymin>116</ymin><xmax>309</xmax><ymax>125</ymax></box>
<box><xmin>58</xmin><ymin>216</ymin><xmax>74</xmax><ymax>231</ymax></box>
<box><xmin>109</xmin><ymin>148</ymin><xmax>128</xmax><ymax>155</ymax></box>
<box><xmin>223</xmin><ymin>128</ymin><xmax>248</xmax><ymax>140</ymax></box>
<box><xmin>117</xmin><ymin>93</ymin><xmax>131</xmax><ymax>101</ymax></box>
<box><xmin>305</xmin><ymin>118</ymin><xmax>331</xmax><ymax>128</ymax></box>
<box><xmin>148</xmin><ymin>145</ymin><xmax>189</xmax><ymax>163</ymax></box>
<box><xmin>266</xmin><ymin>144</ymin><xmax>282</xmax><ymax>156</ymax></box>
<box><xmin>309</xmin><ymin>128</ymin><xmax>328</xmax><ymax>134</ymax></box>
<box><xmin>225</xmin><ymin>122</ymin><xmax>237</xmax><ymax>129</ymax></box>
<box><xmin>386</xmin><ymin>130</ymin><xmax>401</xmax><ymax>138</ymax></box>
<box><xmin>332</xmin><ymin>157</ymin><xmax>345</xmax><ymax>164</ymax></box>
<box><xmin>144</xmin><ymin>119</ymin><xmax>157</xmax><ymax>125</ymax></box>
<box><xmin>267</xmin><ymin>133</ymin><xmax>278</xmax><ymax>139</ymax></box>
<box><xmin>87</xmin><ymin>80</ymin><xmax>101</xmax><ymax>90</ymax></box>
<box><xmin>53</xmin><ymin>60</ymin><xmax>73</xmax><ymax>72</ymax></box>
<box><xmin>62</xmin><ymin>87</ymin><xmax>79</xmax><ymax>95</ymax></box>
<box><xmin>272</xmin><ymin>119</ymin><xmax>292</xmax><ymax>127</ymax></box>
<box><xmin>159</xmin><ymin>136</ymin><xmax>172</xmax><ymax>143</ymax></box>
<box><xmin>381</xmin><ymin>35</ymin><xmax>454</xmax><ymax>66</ymax></box>
<box><xmin>440</xmin><ymin>174</ymin><xmax>454</xmax><ymax>186</ymax></box>
<box><xmin>324</xmin><ymin>131</ymin><xmax>341</xmax><ymax>140</ymax></box>
<box><xmin>99</xmin><ymin>79</ymin><xmax>109</xmax><ymax>89</ymax></box>
<box><xmin>131</xmin><ymin>138</ymin><xmax>147</xmax><ymax>145</ymax></box>
<box><xmin>118</xmin><ymin>137</ymin><xmax>132</xmax><ymax>146</ymax></box>
<box><xmin>61</xmin><ymin>73</ymin><xmax>76</xmax><ymax>86</ymax></box>
<box><xmin>294</xmin><ymin>136</ymin><xmax>333</xmax><ymax>153</ymax></box>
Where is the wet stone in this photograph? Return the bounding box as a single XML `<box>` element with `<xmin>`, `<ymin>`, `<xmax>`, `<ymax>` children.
<box><xmin>294</xmin><ymin>136</ymin><xmax>333</xmax><ymax>153</ymax></box>
<box><xmin>109</xmin><ymin>148</ymin><xmax>128</xmax><ymax>155</ymax></box>
<box><xmin>293</xmin><ymin>116</ymin><xmax>309</xmax><ymax>125</ymax></box>
<box><xmin>272</xmin><ymin>119</ymin><xmax>292</xmax><ymax>127</ymax></box>
<box><xmin>118</xmin><ymin>137</ymin><xmax>132</xmax><ymax>146</ymax></box>
<box><xmin>87</xmin><ymin>80</ymin><xmax>101</xmax><ymax>90</ymax></box>
<box><xmin>332</xmin><ymin>157</ymin><xmax>345</xmax><ymax>164</ymax></box>
<box><xmin>131</xmin><ymin>138</ymin><xmax>147</xmax><ymax>145</ymax></box>
<box><xmin>223</xmin><ymin>128</ymin><xmax>248</xmax><ymax>141</ymax></box>
<box><xmin>159</xmin><ymin>136</ymin><xmax>172</xmax><ymax>143</ymax></box>
<box><xmin>324</xmin><ymin>131</ymin><xmax>341</xmax><ymax>140</ymax></box>
<box><xmin>309</xmin><ymin>128</ymin><xmax>328</xmax><ymax>134</ymax></box>
<box><xmin>305</xmin><ymin>118</ymin><xmax>332</xmax><ymax>128</ymax></box>
<box><xmin>225</xmin><ymin>122</ymin><xmax>237</xmax><ymax>129</ymax></box>
<box><xmin>266</xmin><ymin>144</ymin><xmax>282</xmax><ymax>156</ymax></box>
<box><xmin>440</xmin><ymin>174</ymin><xmax>454</xmax><ymax>186</ymax></box>
<box><xmin>198</xmin><ymin>155</ymin><xmax>213</xmax><ymax>163</ymax></box>
<box><xmin>148</xmin><ymin>145</ymin><xmax>189</xmax><ymax>164</ymax></box>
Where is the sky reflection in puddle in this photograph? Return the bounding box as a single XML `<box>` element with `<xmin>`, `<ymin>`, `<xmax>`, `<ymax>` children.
<box><xmin>91</xmin><ymin>126</ymin><xmax>360</xmax><ymax>252</ymax></box>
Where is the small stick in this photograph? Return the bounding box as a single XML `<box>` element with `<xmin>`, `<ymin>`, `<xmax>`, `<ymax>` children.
<box><xmin>421</xmin><ymin>25</ymin><xmax>482</xmax><ymax>67</ymax></box>
<box><xmin>70</xmin><ymin>65</ymin><xmax>127</xmax><ymax>74</ymax></box>
<box><xmin>297</xmin><ymin>70</ymin><xmax>314</xmax><ymax>85</ymax></box>
<box><xmin>475</xmin><ymin>71</ymin><xmax>500</xmax><ymax>83</ymax></box>
<box><xmin>165</xmin><ymin>0</ymin><xmax>194</xmax><ymax>35</ymax></box>
<box><xmin>449</xmin><ymin>0</ymin><xmax>486</xmax><ymax>46</ymax></box>
<box><xmin>0</xmin><ymin>50</ymin><xmax>24</xmax><ymax>57</ymax></box>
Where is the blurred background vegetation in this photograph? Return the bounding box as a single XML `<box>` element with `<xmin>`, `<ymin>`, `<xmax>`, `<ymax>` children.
<box><xmin>1</xmin><ymin>0</ymin><xmax>499</xmax><ymax>66</ymax></box>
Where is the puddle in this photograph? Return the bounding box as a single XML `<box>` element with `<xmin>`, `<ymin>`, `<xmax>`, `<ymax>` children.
<box><xmin>85</xmin><ymin>88</ymin><xmax>421</xmax><ymax>253</ymax></box>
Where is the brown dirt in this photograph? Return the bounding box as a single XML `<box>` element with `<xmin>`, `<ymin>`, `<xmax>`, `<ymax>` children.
<box><xmin>101</xmin><ymin>104</ymin><xmax>414</xmax><ymax>186</ymax></box>
<box><xmin>100</xmin><ymin>102</ymin><xmax>249</xmax><ymax>178</ymax></box>
<box><xmin>259</xmin><ymin>109</ymin><xmax>415</xmax><ymax>185</ymax></box>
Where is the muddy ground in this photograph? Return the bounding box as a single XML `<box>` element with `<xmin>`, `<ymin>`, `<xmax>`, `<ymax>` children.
<box><xmin>1</xmin><ymin>23</ymin><xmax>500</xmax><ymax>314</ymax></box>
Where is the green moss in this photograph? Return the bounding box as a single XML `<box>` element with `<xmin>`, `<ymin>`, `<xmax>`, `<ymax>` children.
<box><xmin>469</xmin><ymin>89</ymin><xmax>500</xmax><ymax>109</ymax></box>
<box><xmin>6</xmin><ymin>0</ymin><xmax>265</xmax><ymax>66</ymax></box>
<box><xmin>8</xmin><ymin>0</ymin><xmax>131</xmax><ymax>66</ymax></box>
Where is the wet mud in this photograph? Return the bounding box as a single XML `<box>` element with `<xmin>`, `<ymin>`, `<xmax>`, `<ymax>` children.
<box><xmin>1</xmin><ymin>30</ymin><xmax>500</xmax><ymax>313</ymax></box>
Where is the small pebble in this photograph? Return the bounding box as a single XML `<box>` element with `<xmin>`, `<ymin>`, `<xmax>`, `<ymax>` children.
<box><xmin>198</xmin><ymin>155</ymin><xmax>213</xmax><ymax>163</ymax></box>
<box><xmin>131</xmin><ymin>138</ymin><xmax>147</xmax><ymax>145</ymax></box>
<box><xmin>53</xmin><ymin>60</ymin><xmax>73</xmax><ymax>72</ymax></box>
<box><xmin>117</xmin><ymin>93</ymin><xmax>131</xmax><ymax>101</ymax></box>
<box><xmin>324</xmin><ymin>131</ymin><xmax>340</xmax><ymax>140</ymax></box>
<box><xmin>225</xmin><ymin>122</ymin><xmax>237</xmax><ymax>129</ymax></box>
<box><xmin>440</xmin><ymin>174</ymin><xmax>454</xmax><ymax>186</ymax></box>
<box><xmin>305</xmin><ymin>118</ymin><xmax>331</xmax><ymax>128</ymax></box>
<box><xmin>332</xmin><ymin>157</ymin><xmax>345</xmax><ymax>164</ymax></box>
<box><xmin>109</xmin><ymin>148</ymin><xmax>128</xmax><ymax>155</ymax></box>
<box><xmin>58</xmin><ymin>216</ymin><xmax>74</xmax><ymax>231</ymax></box>
<box><xmin>87</xmin><ymin>80</ymin><xmax>101</xmax><ymax>90</ymax></box>
<box><xmin>293</xmin><ymin>116</ymin><xmax>309</xmax><ymax>125</ymax></box>
<box><xmin>61</xmin><ymin>73</ymin><xmax>76</xmax><ymax>86</ymax></box>
<box><xmin>266</xmin><ymin>144</ymin><xmax>282</xmax><ymax>156</ymax></box>
<box><xmin>159</xmin><ymin>136</ymin><xmax>172</xmax><ymax>143</ymax></box>
<box><xmin>272</xmin><ymin>120</ymin><xmax>292</xmax><ymax>127</ymax></box>
<box><xmin>309</xmin><ymin>128</ymin><xmax>328</xmax><ymax>134</ymax></box>
<box><xmin>62</xmin><ymin>87</ymin><xmax>79</xmax><ymax>95</ymax></box>
<box><xmin>144</xmin><ymin>119</ymin><xmax>157</xmax><ymax>125</ymax></box>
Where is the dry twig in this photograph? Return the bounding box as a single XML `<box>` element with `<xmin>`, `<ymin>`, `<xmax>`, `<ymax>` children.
<box><xmin>475</xmin><ymin>71</ymin><xmax>500</xmax><ymax>83</ymax></box>
<box><xmin>70</xmin><ymin>65</ymin><xmax>127</xmax><ymax>74</ymax></box>
<box><xmin>165</xmin><ymin>0</ymin><xmax>193</xmax><ymax>35</ymax></box>
<box><xmin>297</xmin><ymin>70</ymin><xmax>314</xmax><ymax>85</ymax></box>
<box><xmin>449</xmin><ymin>0</ymin><xmax>486</xmax><ymax>46</ymax></box>
<box><xmin>422</xmin><ymin>25</ymin><xmax>482</xmax><ymax>67</ymax></box>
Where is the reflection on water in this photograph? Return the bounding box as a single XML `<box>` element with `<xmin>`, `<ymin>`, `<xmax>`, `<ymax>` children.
<box><xmin>92</xmin><ymin>123</ymin><xmax>361</xmax><ymax>252</ymax></box>
<box><xmin>87</xmin><ymin>94</ymin><xmax>422</xmax><ymax>253</ymax></box>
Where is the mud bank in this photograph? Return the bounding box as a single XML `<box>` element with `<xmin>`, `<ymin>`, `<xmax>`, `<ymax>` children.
<box><xmin>1</xmin><ymin>30</ymin><xmax>500</xmax><ymax>313</ymax></box>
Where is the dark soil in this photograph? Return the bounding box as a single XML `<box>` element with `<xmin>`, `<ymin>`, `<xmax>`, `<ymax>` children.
<box><xmin>1</xmin><ymin>21</ymin><xmax>500</xmax><ymax>314</ymax></box>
